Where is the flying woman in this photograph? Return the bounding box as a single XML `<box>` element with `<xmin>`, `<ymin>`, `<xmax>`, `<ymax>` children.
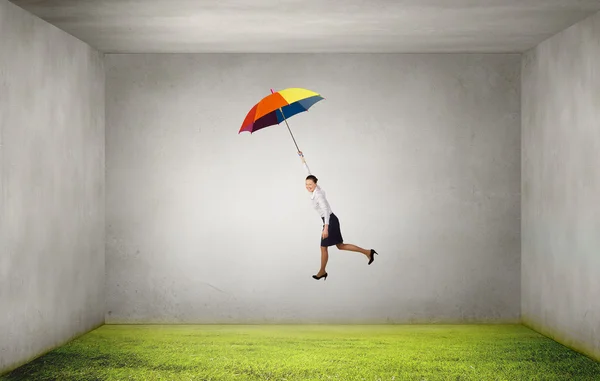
<box><xmin>298</xmin><ymin>151</ymin><xmax>378</xmax><ymax>280</ymax></box>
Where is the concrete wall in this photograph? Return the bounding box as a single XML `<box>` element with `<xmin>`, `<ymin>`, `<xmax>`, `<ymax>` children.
<box><xmin>0</xmin><ymin>0</ymin><xmax>105</xmax><ymax>374</ymax></box>
<box><xmin>106</xmin><ymin>53</ymin><xmax>521</xmax><ymax>324</ymax></box>
<box><xmin>521</xmin><ymin>11</ymin><xmax>600</xmax><ymax>362</ymax></box>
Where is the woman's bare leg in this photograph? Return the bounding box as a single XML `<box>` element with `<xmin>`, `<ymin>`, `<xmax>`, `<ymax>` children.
<box><xmin>336</xmin><ymin>243</ymin><xmax>370</xmax><ymax>258</ymax></box>
<box><xmin>317</xmin><ymin>246</ymin><xmax>328</xmax><ymax>276</ymax></box>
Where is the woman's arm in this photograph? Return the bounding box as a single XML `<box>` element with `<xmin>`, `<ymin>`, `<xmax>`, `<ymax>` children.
<box><xmin>315</xmin><ymin>190</ymin><xmax>332</xmax><ymax>226</ymax></box>
<box><xmin>318</xmin><ymin>191</ymin><xmax>331</xmax><ymax>238</ymax></box>
<box><xmin>298</xmin><ymin>151</ymin><xmax>311</xmax><ymax>175</ymax></box>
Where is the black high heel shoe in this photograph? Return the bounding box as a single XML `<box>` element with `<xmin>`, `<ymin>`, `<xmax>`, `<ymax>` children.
<box><xmin>312</xmin><ymin>272</ymin><xmax>328</xmax><ymax>281</ymax></box>
<box><xmin>368</xmin><ymin>249</ymin><xmax>378</xmax><ymax>265</ymax></box>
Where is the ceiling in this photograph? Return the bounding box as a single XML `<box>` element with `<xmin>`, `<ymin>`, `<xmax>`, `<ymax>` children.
<box><xmin>9</xmin><ymin>0</ymin><xmax>600</xmax><ymax>53</ymax></box>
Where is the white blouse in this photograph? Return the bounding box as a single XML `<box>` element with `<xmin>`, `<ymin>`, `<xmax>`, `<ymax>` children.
<box><xmin>304</xmin><ymin>162</ymin><xmax>333</xmax><ymax>225</ymax></box>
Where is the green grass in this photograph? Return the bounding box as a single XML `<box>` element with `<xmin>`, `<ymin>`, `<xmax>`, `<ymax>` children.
<box><xmin>2</xmin><ymin>324</ymin><xmax>600</xmax><ymax>380</ymax></box>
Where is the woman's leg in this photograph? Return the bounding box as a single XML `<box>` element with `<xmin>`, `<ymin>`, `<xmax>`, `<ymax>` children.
<box><xmin>317</xmin><ymin>246</ymin><xmax>328</xmax><ymax>276</ymax></box>
<box><xmin>336</xmin><ymin>243</ymin><xmax>370</xmax><ymax>259</ymax></box>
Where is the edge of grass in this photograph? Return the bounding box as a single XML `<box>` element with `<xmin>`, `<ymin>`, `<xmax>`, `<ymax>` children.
<box><xmin>0</xmin><ymin>320</ymin><xmax>105</xmax><ymax>377</ymax></box>
<box><xmin>522</xmin><ymin>317</ymin><xmax>600</xmax><ymax>363</ymax></box>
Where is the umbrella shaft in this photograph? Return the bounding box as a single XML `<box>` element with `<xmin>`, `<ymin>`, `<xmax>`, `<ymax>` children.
<box><xmin>271</xmin><ymin>87</ymin><xmax>301</xmax><ymax>153</ymax></box>
<box><xmin>283</xmin><ymin>117</ymin><xmax>300</xmax><ymax>152</ymax></box>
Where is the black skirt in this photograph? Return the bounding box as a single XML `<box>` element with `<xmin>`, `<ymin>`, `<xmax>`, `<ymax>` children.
<box><xmin>320</xmin><ymin>213</ymin><xmax>344</xmax><ymax>247</ymax></box>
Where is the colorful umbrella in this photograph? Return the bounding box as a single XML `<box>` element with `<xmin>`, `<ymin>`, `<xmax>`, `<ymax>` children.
<box><xmin>239</xmin><ymin>88</ymin><xmax>324</xmax><ymax>153</ymax></box>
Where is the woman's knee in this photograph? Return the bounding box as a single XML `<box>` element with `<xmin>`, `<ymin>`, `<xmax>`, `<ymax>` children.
<box><xmin>336</xmin><ymin>243</ymin><xmax>344</xmax><ymax>250</ymax></box>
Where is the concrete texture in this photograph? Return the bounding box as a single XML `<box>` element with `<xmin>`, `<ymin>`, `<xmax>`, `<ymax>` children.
<box><xmin>0</xmin><ymin>0</ymin><xmax>105</xmax><ymax>374</ymax></box>
<box><xmin>9</xmin><ymin>0</ymin><xmax>600</xmax><ymax>53</ymax></box>
<box><xmin>521</xmin><ymin>11</ymin><xmax>600</xmax><ymax>362</ymax></box>
<box><xmin>105</xmin><ymin>53</ymin><xmax>521</xmax><ymax>324</ymax></box>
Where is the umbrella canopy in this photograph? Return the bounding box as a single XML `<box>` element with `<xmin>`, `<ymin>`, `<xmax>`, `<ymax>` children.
<box><xmin>239</xmin><ymin>88</ymin><xmax>324</xmax><ymax>134</ymax></box>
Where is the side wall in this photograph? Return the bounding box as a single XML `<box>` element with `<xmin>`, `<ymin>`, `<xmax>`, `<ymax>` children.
<box><xmin>0</xmin><ymin>0</ymin><xmax>105</xmax><ymax>374</ymax></box>
<box><xmin>521</xmin><ymin>11</ymin><xmax>600</xmax><ymax>361</ymax></box>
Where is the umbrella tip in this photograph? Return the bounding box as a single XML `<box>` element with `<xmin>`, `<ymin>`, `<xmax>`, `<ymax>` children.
<box><xmin>270</xmin><ymin>88</ymin><xmax>275</xmax><ymax>94</ymax></box>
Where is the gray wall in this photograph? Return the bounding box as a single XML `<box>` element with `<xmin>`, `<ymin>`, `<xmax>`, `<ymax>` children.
<box><xmin>106</xmin><ymin>53</ymin><xmax>521</xmax><ymax>324</ymax></box>
<box><xmin>521</xmin><ymin>11</ymin><xmax>600</xmax><ymax>362</ymax></box>
<box><xmin>0</xmin><ymin>0</ymin><xmax>105</xmax><ymax>374</ymax></box>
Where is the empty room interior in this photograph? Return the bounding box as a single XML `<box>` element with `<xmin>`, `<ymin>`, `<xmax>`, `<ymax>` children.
<box><xmin>1</xmin><ymin>0</ymin><xmax>599</xmax><ymax>380</ymax></box>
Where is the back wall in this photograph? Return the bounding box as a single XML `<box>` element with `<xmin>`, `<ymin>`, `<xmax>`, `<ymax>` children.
<box><xmin>105</xmin><ymin>53</ymin><xmax>521</xmax><ymax>323</ymax></box>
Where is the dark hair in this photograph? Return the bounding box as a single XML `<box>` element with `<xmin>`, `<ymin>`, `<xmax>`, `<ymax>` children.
<box><xmin>306</xmin><ymin>175</ymin><xmax>318</xmax><ymax>183</ymax></box>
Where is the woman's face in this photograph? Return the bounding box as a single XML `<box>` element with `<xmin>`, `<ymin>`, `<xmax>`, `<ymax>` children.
<box><xmin>305</xmin><ymin>179</ymin><xmax>316</xmax><ymax>193</ymax></box>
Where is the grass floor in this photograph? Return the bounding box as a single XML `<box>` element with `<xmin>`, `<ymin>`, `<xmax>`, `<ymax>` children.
<box><xmin>2</xmin><ymin>324</ymin><xmax>600</xmax><ymax>380</ymax></box>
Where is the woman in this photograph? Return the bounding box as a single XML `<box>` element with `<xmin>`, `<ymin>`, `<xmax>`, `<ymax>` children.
<box><xmin>299</xmin><ymin>151</ymin><xmax>378</xmax><ymax>281</ymax></box>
